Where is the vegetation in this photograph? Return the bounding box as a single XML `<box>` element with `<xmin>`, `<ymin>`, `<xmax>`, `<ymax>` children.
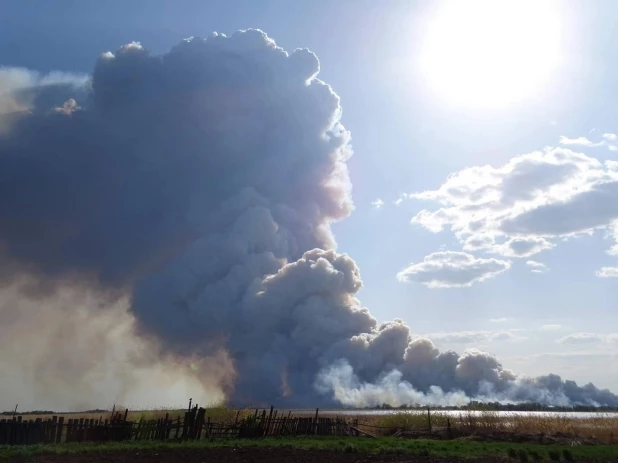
<box><xmin>370</xmin><ymin>401</ymin><xmax>618</xmax><ymax>412</ymax></box>
<box><xmin>0</xmin><ymin>404</ymin><xmax>251</xmax><ymax>425</ymax></box>
<box><xmin>356</xmin><ymin>410</ymin><xmax>618</xmax><ymax>444</ymax></box>
<box><xmin>1</xmin><ymin>436</ymin><xmax>617</xmax><ymax>461</ymax></box>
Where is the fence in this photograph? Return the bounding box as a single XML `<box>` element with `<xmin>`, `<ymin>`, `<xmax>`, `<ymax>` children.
<box><xmin>0</xmin><ymin>405</ymin><xmax>355</xmax><ymax>446</ymax></box>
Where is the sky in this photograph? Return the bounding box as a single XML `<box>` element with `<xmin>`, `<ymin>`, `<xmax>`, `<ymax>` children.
<box><xmin>1</xmin><ymin>0</ymin><xmax>617</xmax><ymax>401</ymax></box>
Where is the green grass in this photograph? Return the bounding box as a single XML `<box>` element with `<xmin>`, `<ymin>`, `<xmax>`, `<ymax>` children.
<box><xmin>1</xmin><ymin>436</ymin><xmax>617</xmax><ymax>461</ymax></box>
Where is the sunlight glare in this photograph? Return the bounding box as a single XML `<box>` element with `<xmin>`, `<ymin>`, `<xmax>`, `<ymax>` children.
<box><xmin>420</xmin><ymin>0</ymin><xmax>562</xmax><ymax>108</ymax></box>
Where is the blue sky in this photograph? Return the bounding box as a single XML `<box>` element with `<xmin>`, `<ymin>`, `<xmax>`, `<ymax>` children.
<box><xmin>2</xmin><ymin>0</ymin><xmax>617</xmax><ymax>395</ymax></box>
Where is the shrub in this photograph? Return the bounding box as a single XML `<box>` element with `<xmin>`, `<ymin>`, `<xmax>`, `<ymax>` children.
<box><xmin>517</xmin><ymin>449</ymin><xmax>529</xmax><ymax>462</ymax></box>
<box><xmin>529</xmin><ymin>449</ymin><xmax>542</xmax><ymax>461</ymax></box>
<box><xmin>562</xmin><ymin>449</ymin><xmax>574</xmax><ymax>462</ymax></box>
<box><xmin>548</xmin><ymin>449</ymin><xmax>561</xmax><ymax>461</ymax></box>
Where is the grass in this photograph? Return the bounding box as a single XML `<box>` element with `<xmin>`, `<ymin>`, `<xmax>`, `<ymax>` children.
<box><xmin>356</xmin><ymin>410</ymin><xmax>618</xmax><ymax>444</ymax></box>
<box><xmin>1</xmin><ymin>436</ymin><xmax>617</xmax><ymax>461</ymax></box>
<box><xmin>9</xmin><ymin>405</ymin><xmax>251</xmax><ymax>426</ymax></box>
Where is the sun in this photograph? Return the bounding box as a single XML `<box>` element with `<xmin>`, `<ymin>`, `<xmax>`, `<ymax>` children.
<box><xmin>420</xmin><ymin>0</ymin><xmax>562</xmax><ymax>108</ymax></box>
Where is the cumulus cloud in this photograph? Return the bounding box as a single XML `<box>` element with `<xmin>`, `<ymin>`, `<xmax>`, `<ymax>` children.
<box><xmin>596</xmin><ymin>267</ymin><xmax>618</xmax><ymax>278</ymax></box>
<box><xmin>0</xmin><ymin>30</ymin><xmax>616</xmax><ymax>409</ymax></box>
<box><xmin>397</xmin><ymin>251</ymin><xmax>511</xmax><ymax>288</ymax></box>
<box><xmin>371</xmin><ymin>198</ymin><xmax>385</xmax><ymax>209</ymax></box>
<box><xmin>526</xmin><ymin>260</ymin><xmax>549</xmax><ymax>273</ymax></box>
<box><xmin>409</xmin><ymin>146</ymin><xmax>618</xmax><ymax>263</ymax></box>
<box><xmin>0</xmin><ymin>67</ymin><xmax>88</xmax><ymax>134</ymax></box>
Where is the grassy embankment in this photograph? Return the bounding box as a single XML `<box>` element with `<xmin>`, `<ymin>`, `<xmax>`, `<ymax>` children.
<box><xmin>1</xmin><ymin>436</ymin><xmax>618</xmax><ymax>462</ymax></box>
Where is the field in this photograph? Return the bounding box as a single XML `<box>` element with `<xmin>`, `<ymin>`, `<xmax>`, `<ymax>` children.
<box><xmin>11</xmin><ymin>407</ymin><xmax>618</xmax><ymax>443</ymax></box>
<box><xmin>2</xmin><ymin>436</ymin><xmax>618</xmax><ymax>462</ymax></box>
<box><xmin>355</xmin><ymin>410</ymin><xmax>618</xmax><ymax>445</ymax></box>
<box><xmin>3</xmin><ymin>407</ymin><xmax>617</xmax><ymax>462</ymax></box>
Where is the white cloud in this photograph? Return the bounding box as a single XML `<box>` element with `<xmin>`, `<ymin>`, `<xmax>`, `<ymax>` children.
<box><xmin>396</xmin><ymin>251</ymin><xmax>511</xmax><ymax>288</ymax></box>
<box><xmin>540</xmin><ymin>324</ymin><xmax>562</xmax><ymax>331</ymax></box>
<box><xmin>409</xmin><ymin>145</ymin><xmax>618</xmax><ymax>261</ymax></box>
<box><xmin>394</xmin><ymin>193</ymin><xmax>410</xmax><ymax>206</ymax></box>
<box><xmin>526</xmin><ymin>260</ymin><xmax>549</xmax><ymax>273</ymax></box>
<box><xmin>425</xmin><ymin>330</ymin><xmax>524</xmax><ymax>344</ymax></box>
<box><xmin>596</xmin><ymin>267</ymin><xmax>618</xmax><ymax>278</ymax></box>
<box><xmin>489</xmin><ymin>317</ymin><xmax>511</xmax><ymax>323</ymax></box>
<box><xmin>557</xmin><ymin>333</ymin><xmax>618</xmax><ymax>345</ymax></box>
<box><xmin>559</xmin><ymin>134</ymin><xmax>617</xmax><ymax>151</ymax></box>
<box><xmin>559</xmin><ymin>136</ymin><xmax>604</xmax><ymax>147</ymax></box>
<box><xmin>371</xmin><ymin>198</ymin><xmax>384</xmax><ymax>209</ymax></box>
<box><xmin>494</xmin><ymin>237</ymin><xmax>555</xmax><ymax>257</ymax></box>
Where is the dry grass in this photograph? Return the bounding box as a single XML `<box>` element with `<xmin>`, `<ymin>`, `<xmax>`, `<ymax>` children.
<box><xmin>354</xmin><ymin>410</ymin><xmax>618</xmax><ymax>444</ymax></box>
<box><xmin>5</xmin><ymin>405</ymin><xmax>251</xmax><ymax>426</ymax></box>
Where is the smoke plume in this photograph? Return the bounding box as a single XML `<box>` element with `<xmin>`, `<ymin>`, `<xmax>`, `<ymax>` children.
<box><xmin>0</xmin><ymin>30</ymin><xmax>616</xmax><ymax>410</ymax></box>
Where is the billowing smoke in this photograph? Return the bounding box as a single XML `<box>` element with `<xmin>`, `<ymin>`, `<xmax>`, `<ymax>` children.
<box><xmin>0</xmin><ymin>30</ymin><xmax>616</xmax><ymax>409</ymax></box>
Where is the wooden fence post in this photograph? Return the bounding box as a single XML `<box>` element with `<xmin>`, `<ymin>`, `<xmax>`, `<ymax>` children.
<box><xmin>265</xmin><ymin>406</ymin><xmax>274</xmax><ymax>437</ymax></box>
<box><xmin>313</xmin><ymin>408</ymin><xmax>319</xmax><ymax>435</ymax></box>
<box><xmin>57</xmin><ymin>417</ymin><xmax>64</xmax><ymax>443</ymax></box>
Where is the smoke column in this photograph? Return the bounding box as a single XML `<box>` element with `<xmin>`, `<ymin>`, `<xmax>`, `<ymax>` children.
<box><xmin>0</xmin><ymin>30</ymin><xmax>616</xmax><ymax>409</ymax></box>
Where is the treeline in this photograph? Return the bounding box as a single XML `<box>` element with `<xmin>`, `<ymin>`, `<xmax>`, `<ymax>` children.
<box><xmin>0</xmin><ymin>409</ymin><xmax>108</xmax><ymax>416</ymax></box>
<box><xmin>368</xmin><ymin>402</ymin><xmax>618</xmax><ymax>412</ymax></box>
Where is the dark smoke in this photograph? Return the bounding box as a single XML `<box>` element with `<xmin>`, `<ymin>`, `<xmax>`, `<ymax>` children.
<box><xmin>0</xmin><ymin>30</ymin><xmax>616</xmax><ymax>409</ymax></box>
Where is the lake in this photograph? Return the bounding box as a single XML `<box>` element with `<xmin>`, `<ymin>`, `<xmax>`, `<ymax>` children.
<box><xmin>288</xmin><ymin>409</ymin><xmax>618</xmax><ymax>419</ymax></box>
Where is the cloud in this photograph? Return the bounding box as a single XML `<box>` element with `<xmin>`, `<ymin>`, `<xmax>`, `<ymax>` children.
<box><xmin>559</xmin><ymin>136</ymin><xmax>604</xmax><ymax>147</ymax></box>
<box><xmin>0</xmin><ymin>67</ymin><xmax>89</xmax><ymax>134</ymax></box>
<box><xmin>0</xmin><ymin>30</ymin><xmax>616</xmax><ymax>410</ymax></box>
<box><xmin>526</xmin><ymin>260</ymin><xmax>549</xmax><ymax>273</ymax></box>
<box><xmin>394</xmin><ymin>193</ymin><xmax>410</xmax><ymax>206</ymax></box>
<box><xmin>489</xmin><ymin>317</ymin><xmax>511</xmax><ymax>323</ymax></box>
<box><xmin>410</xmin><ymin>146</ymin><xmax>618</xmax><ymax>262</ymax></box>
<box><xmin>556</xmin><ymin>333</ymin><xmax>618</xmax><ymax>344</ymax></box>
<box><xmin>559</xmin><ymin>134</ymin><xmax>617</xmax><ymax>151</ymax></box>
<box><xmin>396</xmin><ymin>251</ymin><xmax>511</xmax><ymax>288</ymax></box>
<box><xmin>540</xmin><ymin>324</ymin><xmax>563</xmax><ymax>331</ymax></box>
<box><xmin>427</xmin><ymin>330</ymin><xmax>524</xmax><ymax>344</ymax></box>
<box><xmin>371</xmin><ymin>198</ymin><xmax>385</xmax><ymax>209</ymax></box>
<box><xmin>494</xmin><ymin>237</ymin><xmax>555</xmax><ymax>258</ymax></box>
<box><xmin>596</xmin><ymin>267</ymin><xmax>618</xmax><ymax>278</ymax></box>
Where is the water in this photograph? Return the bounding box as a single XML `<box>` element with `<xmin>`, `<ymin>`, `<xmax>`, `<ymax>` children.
<box><xmin>308</xmin><ymin>409</ymin><xmax>618</xmax><ymax>419</ymax></box>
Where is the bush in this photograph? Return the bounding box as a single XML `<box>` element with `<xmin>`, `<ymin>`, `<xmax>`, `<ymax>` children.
<box><xmin>517</xmin><ymin>449</ymin><xmax>529</xmax><ymax>462</ymax></box>
<box><xmin>343</xmin><ymin>443</ymin><xmax>358</xmax><ymax>453</ymax></box>
<box><xmin>529</xmin><ymin>449</ymin><xmax>542</xmax><ymax>461</ymax></box>
<box><xmin>507</xmin><ymin>448</ymin><xmax>518</xmax><ymax>459</ymax></box>
<box><xmin>562</xmin><ymin>449</ymin><xmax>574</xmax><ymax>462</ymax></box>
<box><xmin>548</xmin><ymin>449</ymin><xmax>561</xmax><ymax>461</ymax></box>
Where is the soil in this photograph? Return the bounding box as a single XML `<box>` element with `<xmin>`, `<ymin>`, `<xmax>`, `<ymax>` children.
<box><xmin>29</xmin><ymin>446</ymin><xmax>506</xmax><ymax>463</ymax></box>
